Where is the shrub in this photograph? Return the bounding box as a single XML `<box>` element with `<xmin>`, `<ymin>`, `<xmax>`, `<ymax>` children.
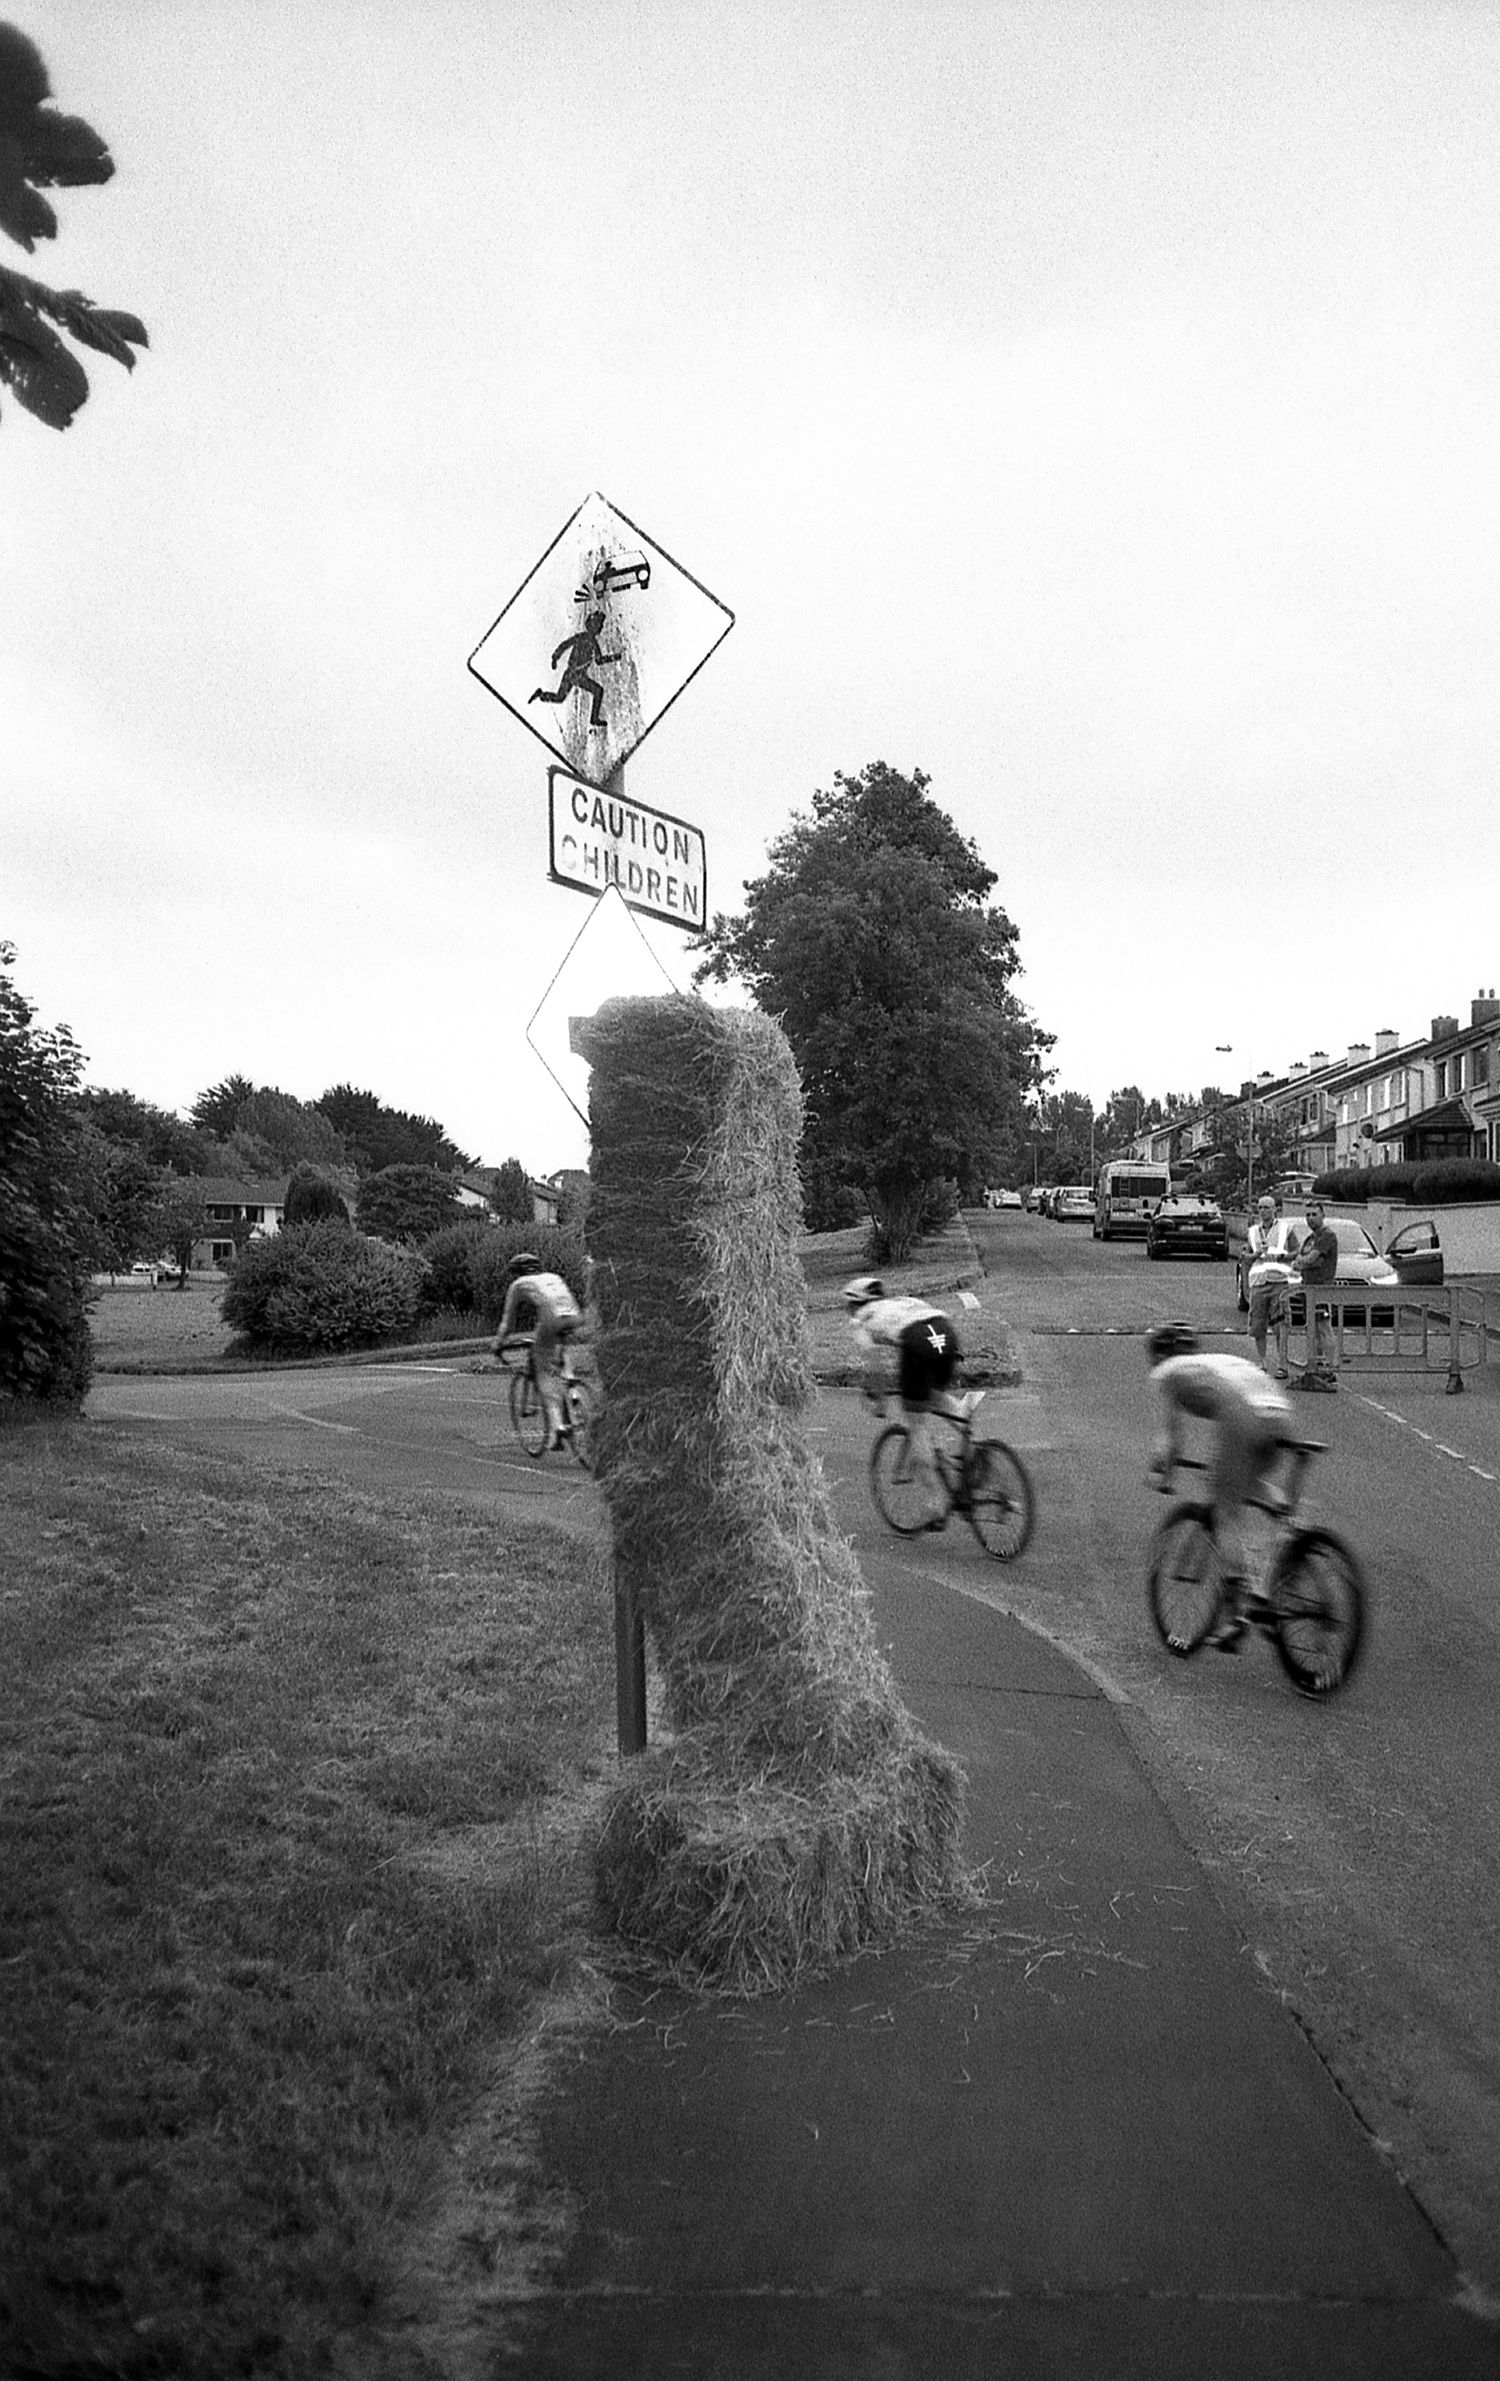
<box><xmin>467</xmin><ymin>1226</ymin><xmax>589</xmax><ymax>1327</ymax></box>
<box><xmin>1</xmin><ymin>949</ymin><xmax>94</xmax><ymax>1409</ymax></box>
<box><xmin>282</xmin><ymin>1165</ymin><xmax>352</xmax><ymax>1230</ymax></box>
<box><xmin>221</xmin><ymin>1223</ymin><xmax>427</xmax><ymax>1352</ymax></box>
<box><xmin>418</xmin><ymin>1221</ymin><xmax>495</xmax><ymax>1314</ymax></box>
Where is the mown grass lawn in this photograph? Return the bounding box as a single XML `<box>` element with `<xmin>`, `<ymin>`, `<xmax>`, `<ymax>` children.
<box><xmin>0</xmin><ymin>1416</ymin><xmax>614</xmax><ymax>2379</ymax></box>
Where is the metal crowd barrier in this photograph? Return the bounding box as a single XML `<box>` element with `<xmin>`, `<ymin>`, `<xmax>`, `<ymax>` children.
<box><xmin>1287</xmin><ymin>1285</ymin><xmax>1500</xmax><ymax>1391</ymax></box>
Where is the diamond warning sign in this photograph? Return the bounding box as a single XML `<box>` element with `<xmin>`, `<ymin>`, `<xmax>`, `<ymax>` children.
<box><xmin>468</xmin><ymin>491</ymin><xmax>734</xmax><ymax>790</ymax></box>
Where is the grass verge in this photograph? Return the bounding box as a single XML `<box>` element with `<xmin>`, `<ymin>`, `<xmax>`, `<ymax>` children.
<box><xmin>0</xmin><ymin>1414</ymin><xmax>613</xmax><ymax>2379</ymax></box>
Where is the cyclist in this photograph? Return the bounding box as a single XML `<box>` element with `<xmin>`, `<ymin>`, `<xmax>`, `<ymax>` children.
<box><xmin>493</xmin><ymin>1252</ymin><xmax>582</xmax><ymax>1452</ymax></box>
<box><xmin>844</xmin><ymin>1276</ymin><xmax>962</xmax><ymax>1530</ymax></box>
<box><xmin>1146</xmin><ymin>1321</ymin><xmax>1295</xmax><ymax>1649</ymax></box>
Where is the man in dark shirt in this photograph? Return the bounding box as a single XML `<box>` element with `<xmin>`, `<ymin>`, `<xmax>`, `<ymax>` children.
<box><xmin>1293</xmin><ymin>1200</ymin><xmax>1340</xmax><ymax>1390</ymax></box>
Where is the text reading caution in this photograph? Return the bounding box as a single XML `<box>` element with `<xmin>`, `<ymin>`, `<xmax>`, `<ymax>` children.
<box><xmin>548</xmin><ymin>769</ymin><xmax>706</xmax><ymax>934</ymax></box>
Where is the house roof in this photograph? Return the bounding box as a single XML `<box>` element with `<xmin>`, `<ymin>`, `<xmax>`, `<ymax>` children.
<box><xmin>1374</xmin><ymin>1098</ymin><xmax>1473</xmax><ymax>1143</ymax></box>
<box><xmin>195</xmin><ymin>1176</ymin><xmax>291</xmax><ymax>1203</ymax></box>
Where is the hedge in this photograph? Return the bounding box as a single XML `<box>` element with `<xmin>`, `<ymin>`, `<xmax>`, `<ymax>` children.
<box><xmin>1313</xmin><ymin>1158</ymin><xmax>1500</xmax><ymax>1206</ymax></box>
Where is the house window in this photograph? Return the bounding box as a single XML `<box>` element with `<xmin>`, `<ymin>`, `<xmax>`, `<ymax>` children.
<box><xmin>211</xmin><ymin>1241</ymin><xmax>234</xmax><ymax>1265</ymax></box>
<box><xmin>1435</xmin><ymin>1062</ymin><xmax>1447</xmax><ymax>1099</ymax></box>
<box><xmin>1474</xmin><ymin>1043</ymin><xmax>1490</xmax><ymax>1088</ymax></box>
<box><xmin>207</xmin><ymin>1204</ymin><xmax>234</xmax><ymax>1221</ymax></box>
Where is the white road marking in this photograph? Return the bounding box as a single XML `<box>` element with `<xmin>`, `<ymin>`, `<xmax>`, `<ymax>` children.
<box><xmin>265</xmin><ymin>1404</ymin><xmax>358</xmax><ymax>1435</ymax></box>
<box><xmin>1354</xmin><ymin>1393</ymin><xmax>1500</xmax><ymax>1498</ymax></box>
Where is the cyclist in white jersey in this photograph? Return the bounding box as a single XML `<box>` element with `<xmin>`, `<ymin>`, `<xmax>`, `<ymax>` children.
<box><xmin>844</xmin><ymin>1276</ymin><xmax>962</xmax><ymax>1530</ymax></box>
<box><xmin>493</xmin><ymin>1253</ymin><xmax>582</xmax><ymax>1453</ymax></box>
<box><xmin>1147</xmin><ymin>1321</ymin><xmax>1295</xmax><ymax>1649</ymax></box>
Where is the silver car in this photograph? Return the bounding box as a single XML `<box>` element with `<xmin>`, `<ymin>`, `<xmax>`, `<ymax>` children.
<box><xmin>1236</xmin><ymin>1215</ymin><xmax>1398</xmax><ymax>1321</ymax></box>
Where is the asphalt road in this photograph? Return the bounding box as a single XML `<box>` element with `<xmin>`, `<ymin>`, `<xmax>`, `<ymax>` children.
<box><xmin>88</xmin><ymin>1223</ymin><xmax>1500</xmax><ymax>2294</ymax></box>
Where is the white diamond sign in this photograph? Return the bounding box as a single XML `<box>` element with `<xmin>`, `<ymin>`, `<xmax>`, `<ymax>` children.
<box><xmin>525</xmin><ymin>883</ymin><xmax>684</xmax><ymax>1127</ymax></box>
<box><xmin>468</xmin><ymin>492</ymin><xmax>734</xmax><ymax>789</ymax></box>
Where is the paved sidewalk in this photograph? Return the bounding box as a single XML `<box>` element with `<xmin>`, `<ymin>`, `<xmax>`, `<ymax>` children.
<box><xmin>507</xmin><ymin>1549</ymin><xmax>1497</xmax><ymax>2378</ymax></box>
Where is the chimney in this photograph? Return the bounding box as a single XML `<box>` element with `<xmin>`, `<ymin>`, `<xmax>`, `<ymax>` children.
<box><xmin>1346</xmin><ymin>1043</ymin><xmax>1370</xmax><ymax>1067</ymax></box>
<box><xmin>1472</xmin><ymin>990</ymin><xmax>1500</xmax><ymax>1029</ymax></box>
<box><xmin>1309</xmin><ymin>1050</ymin><xmax>1329</xmax><ymax>1069</ymax></box>
<box><xmin>1431</xmin><ymin>1015</ymin><xmax>1459</xmax><ymax>1044</ymax></box>
<box><xmin>1374</xmin><ymin>1028</ymin><xmax>1399</xmax><ymax>1057</ymax></box>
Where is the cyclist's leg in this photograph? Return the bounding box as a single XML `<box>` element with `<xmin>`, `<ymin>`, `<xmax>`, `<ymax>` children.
<box><xmin>1206</xmin><ymin>1419</ymin><xmax>1257</xmax><ymax>1644</ymax></box>
<box><xmin>897</xmin><ymin>1321</ymin><xmax>948</xmax><ymax>1526</ymax></box>
<box><xmin>533</xmin><ymin>1314</ymin><xmax>566</xmax><ymax>1449</ymax></box>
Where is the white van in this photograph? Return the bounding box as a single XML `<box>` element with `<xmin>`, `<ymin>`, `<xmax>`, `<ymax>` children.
<box><xmin>1093</xmin><ymin>1161</ymin><xmax>1171</xmax><ymax>1241</ymax></box>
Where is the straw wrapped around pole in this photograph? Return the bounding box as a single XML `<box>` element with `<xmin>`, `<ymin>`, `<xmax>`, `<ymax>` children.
<box><xmin>581</xmin><ymin>992</ymin><xmax>968</xmax><ymax>1994</ymax></box>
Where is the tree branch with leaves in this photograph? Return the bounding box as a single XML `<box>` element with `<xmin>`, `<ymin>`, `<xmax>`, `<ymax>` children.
<box><xmin>0</xmin><ymin>21</ymin><xmax>146</xmax><ymax>428</ymax></box>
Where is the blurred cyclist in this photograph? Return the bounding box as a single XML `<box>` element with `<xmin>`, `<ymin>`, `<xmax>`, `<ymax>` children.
<box><xmin>1146</xmin><ymin>1321</ymin><xmax>1295</xmax><ymax>1649</ymax></box>
<box><xmin>493</xmin><ymin>1252</ymin><xmax>582</xmax><ymax>1452</ymax></box>
<box><xmin>844</xmin><ymin>1276</ymin><xmax>963</xmax><ymax>1530</ymax></box>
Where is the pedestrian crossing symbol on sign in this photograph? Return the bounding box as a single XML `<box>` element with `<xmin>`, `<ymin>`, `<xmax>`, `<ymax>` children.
<box><xmin>468</xmin><ymin>491</ymin><xmax>734</xmax><ymax>790</ymax></box>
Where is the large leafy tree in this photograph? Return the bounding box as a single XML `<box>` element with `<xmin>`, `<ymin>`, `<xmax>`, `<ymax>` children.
<box><xmin>696</xmin><ymin>762</ymin><xmax>1050</xmax><ymax>1259</ymax></box>
<box><xmin>0</xmin><ymin>22</ymin><xmax>147</xmax><ymax>429</ymax></box>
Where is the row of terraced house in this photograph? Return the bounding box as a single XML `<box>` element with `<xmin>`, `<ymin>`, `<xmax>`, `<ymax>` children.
<box><xmin>1128</xmin><ymin>989</ymin><xmax>1500</xmax><ymax>1181</ymax></box>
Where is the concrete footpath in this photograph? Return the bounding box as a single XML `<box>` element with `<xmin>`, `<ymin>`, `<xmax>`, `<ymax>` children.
<box><xmin>505</xmin><ymin>1549</ymin><xmax>1498</xmax><ymax>2379</ymax></box>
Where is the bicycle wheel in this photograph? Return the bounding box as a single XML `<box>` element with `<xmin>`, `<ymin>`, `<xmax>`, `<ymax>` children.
<box><xmin>965</xmin><ymin>1438</ymin><xmax>1034</xmax><ymax>1560</ymax></box>
<box><xmin>1269</xmin><ymin>1528</ymin><xmax>1365</xmax><ymax>1697</ymax></box>
<box><xmin>565</xmin><ymin>1378</ymin><xmax>596</xmax><ymax>1472</ymax></box>
<box><xmin>1147</xmin><ymin>1504</ymin><xmax>1223</xmax><ymax>1655</ymax></box>
<box><xmin>869</xmin><ymin>1425</ymin><xmax>937</xmax><ymax>1535</ymax></box>
<box><xmin>509</xmin><ymin>1365</ymin><xmax>548</xmax><ymax>1458</ymax></box>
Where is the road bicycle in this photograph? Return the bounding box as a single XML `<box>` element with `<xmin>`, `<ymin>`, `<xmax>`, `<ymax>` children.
<box><xmin>1147</xmin><ymin>1439</ymin><xmax>1365</xmax><ymax>1698</ymax></box>
<box><xmin>868</xmin><ymin>1390</ymin><xmax>1034</xmax><ymax>1560</ymax></box>
<box><xmin>497</xmin><ymin>1339</ymin><xmax>596</xmax><ymax>1471</ymax></box>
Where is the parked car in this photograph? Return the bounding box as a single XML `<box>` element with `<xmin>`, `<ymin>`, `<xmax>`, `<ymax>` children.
<box><xmin>1235</xmin><ymin>1215</ymin><xmax>1399</xmax><ymax>1321</ymax></box>
<box><xmin>1055</xmin><ymin>1186</ymin><xmax>1094</xmax><ymax>1221</ymax></box>
<box><xmin>993</xmin><ymin>1189</ymin><xmax>1024</xmax><ymax>1210</ymax></box>
<box><xmin>1024</xmin><ymin>1186</ymin><xmax>1047</xmax><ymax>1213</ymax></box>
<box><xmin>1146</xmin><ymin>1194</ymin><xmax>1229</xmax><ymax>1262</ymax></box>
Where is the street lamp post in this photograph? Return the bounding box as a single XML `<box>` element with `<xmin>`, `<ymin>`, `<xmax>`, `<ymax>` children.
<box><xmin>1217</xmin><ymin>1044</ymin><xmax>1258</xmax><ymax>1209</ymax></box>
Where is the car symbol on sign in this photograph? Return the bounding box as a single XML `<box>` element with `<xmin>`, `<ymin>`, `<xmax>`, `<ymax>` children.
<box><xmin>593</xmin><ymin>550</ymin><xmax>651</xmax><ymax>594</ymax></box>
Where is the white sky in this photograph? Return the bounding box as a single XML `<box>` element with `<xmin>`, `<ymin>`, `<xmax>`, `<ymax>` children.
<box><xmin>7</xmin><ymin>1</ymin><xmax>1500</xmax><ymax>1175</ymax></box>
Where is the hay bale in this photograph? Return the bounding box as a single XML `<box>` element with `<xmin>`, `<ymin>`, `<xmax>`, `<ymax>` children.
<box><xmin>581</xmin><ymin>993</ymin><xmax>969</xmax><ymax>1993</ymax></box>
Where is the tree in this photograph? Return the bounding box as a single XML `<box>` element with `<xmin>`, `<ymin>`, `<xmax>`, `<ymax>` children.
<box><xmin>154</xmin><ymin>1175</ymin><xmax>210</xmax><ymax>1286</ymax></box>
<box><xmin>0</xmin><ymin>941</ymin><xmax>93</xmax><ymax>1403</ymax></box>
<box><xmin>74</xmin><ymin>1084</ymin><xmax>216</xmax><ymax>1175</ymax></box>
<box><xmin>488</xmin><ymin>1156</ymin><xmax>532</xmax><ymax>1223</ymax></box>
<box><xmin>355</xmin><ymin>1164</ymin><xmax>465</xmax><ymax>1246</ymax></box>
<box><xmin>226</xmin><ymin>1087</ymin><xmax>345</xmax><ymax>1175</ymax></box>
<box><xmin>314</xmin><ymin>1084</ymin><xmax>471</xmax><ymax>1175</ymax></box>
<box><xmin>696</xmin><ymin>763</ymin><xmax>1050</xmax><ymax>1258</ymax></box>
<box><xmin>0</xmin><ymin>23</ymin><xmax>147</xmax><ymax>430</ymax></box>
<box><xmin>190</xmin><ymin>1073</ymin><xmax>256</xmax><ymax>1140</ymax></box>
<box><xmin>282</xmin><ymin>1164</ymin><xmax>351</xmax><ymax>1231</ymax></box>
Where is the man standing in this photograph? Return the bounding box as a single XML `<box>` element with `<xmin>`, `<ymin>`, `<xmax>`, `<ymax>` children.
<box><xmin>1293</xmin><ymin>1199</ymin><xmax>1340</xmax><ymax>1392</ymax></box>
<box><xmin>1245</xmin><ymin>1194</ymin><xmax>1290</xmax><ymax>1379</ymax></box>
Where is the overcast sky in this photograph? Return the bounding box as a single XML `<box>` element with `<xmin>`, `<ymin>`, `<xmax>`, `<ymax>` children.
<box><xmin>7</xmin><ymin>1</ymin><xmax>1500</xmax><ymax>1177</ymax></box>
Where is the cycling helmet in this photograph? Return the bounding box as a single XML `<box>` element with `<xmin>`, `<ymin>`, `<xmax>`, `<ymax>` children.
<box><xmin>1147</xmin><ymin>1321</ymin><xmax>1199</xmax><ymax>1366</ymax></box>
<box><xmin>842</xmin><ymin>1275</ymin><xmax>884</xmax><ymax>1309</ymax></box>
<box><xmin>506</xmin><ymin>1250</ymin><xmax>541</xmax><ymax>1280</ymax></box>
